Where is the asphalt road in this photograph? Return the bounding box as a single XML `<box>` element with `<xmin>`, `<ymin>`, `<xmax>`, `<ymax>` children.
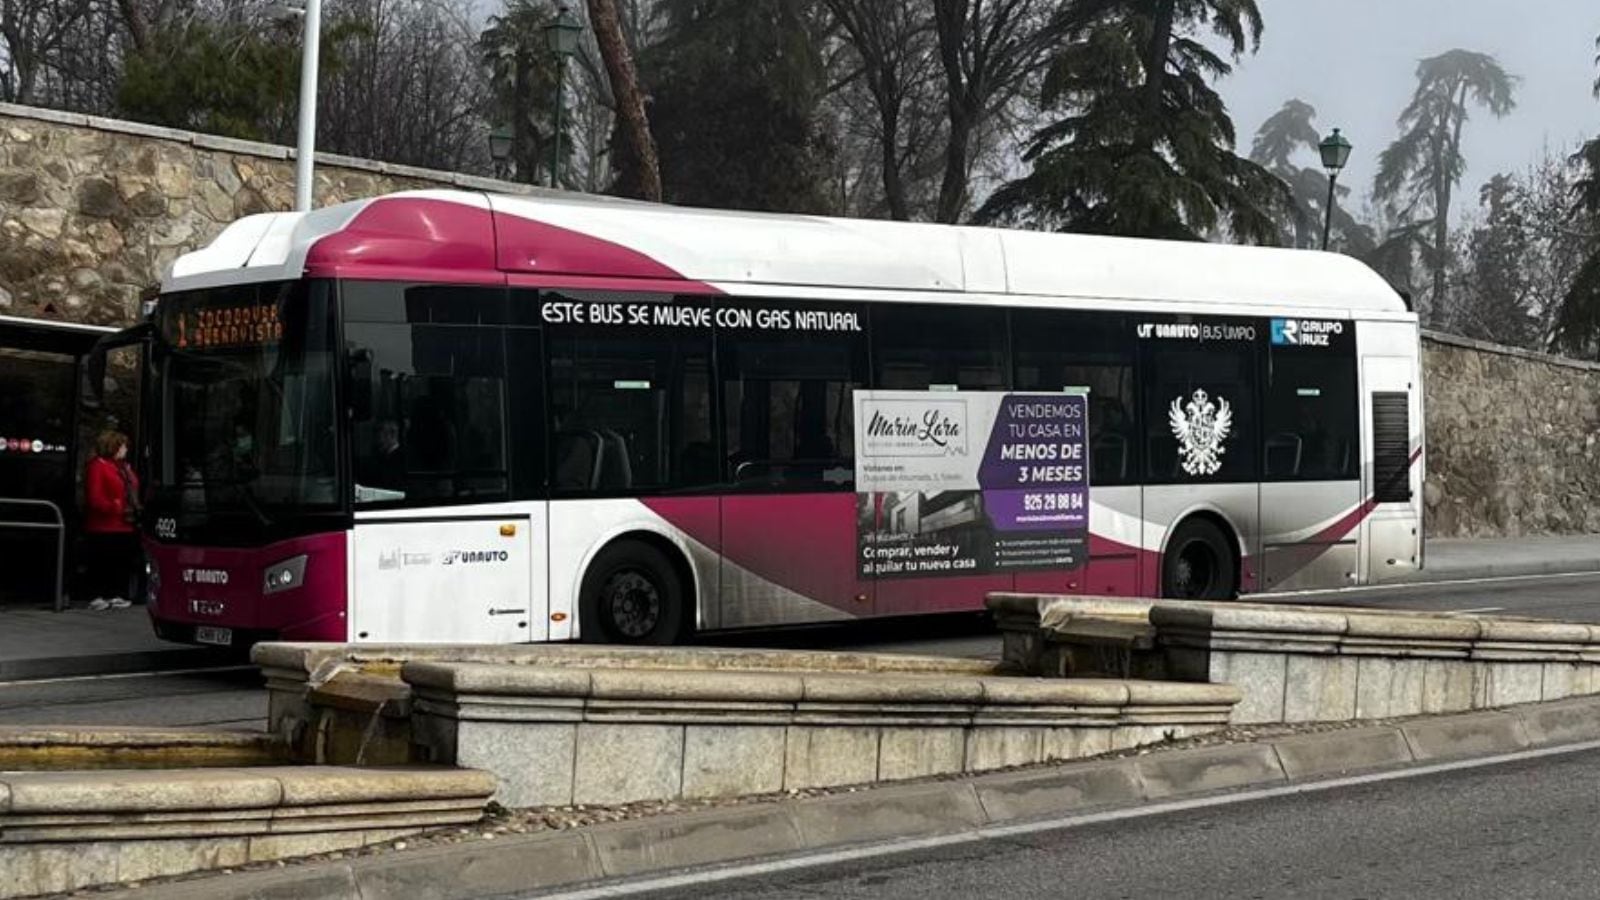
<box><xmin>0</xmin><ymin>666</ymin><xmax>266</xmax><ymax>729</ymax></box>
<box><xmin>715</xmin><ymin>571</ymin><xmax>1600</xmax><ymax>659</ymax></box>
<box><xmin>6</xmin><ymin>572</ymin><xmax>1600</xmax><ymax>728</ymax></box>
<box><xmin>624</xmin><ymin>745</ymin><xmax>1600</xmax><ymax>900</ymax></box>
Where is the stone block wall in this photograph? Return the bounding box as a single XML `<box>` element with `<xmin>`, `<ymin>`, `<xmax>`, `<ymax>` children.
<box><xmin>1422</xmin><ymin>331</ymin><xmax>1600</xmax><ymax>537</ymax></box>
<box><xmin>1</xmin><ymin>103</ymin><xmax>1595</xmax><ymax>537</ymax></box>
<box><xmin>0</xmin><ymin>102</ymin><xmax>531</xmax><ymax>326</ymax></box>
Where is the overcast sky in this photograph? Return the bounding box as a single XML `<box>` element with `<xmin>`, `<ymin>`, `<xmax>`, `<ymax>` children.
<box><xmin>1222</xmin><ymin>0</ymin><xmax>1600</xmax><ymax>220</ymax></box>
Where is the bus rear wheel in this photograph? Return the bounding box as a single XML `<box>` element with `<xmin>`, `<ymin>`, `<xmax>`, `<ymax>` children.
<box><xmin>580</xmin><ymin>541</ymin><xmax>688</xmax><ymax>645</ymax></box>
<box><xmin>1161</xmin><ymin>518</ymin><xmax>1236</xmax><ymax>601</ymax></box>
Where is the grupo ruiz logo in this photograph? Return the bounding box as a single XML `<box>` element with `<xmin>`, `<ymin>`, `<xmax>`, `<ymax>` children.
<box><xmin>862</xmin><ymin>399</ymin><xmax>967</xmax><ymax>457</ymax></box>
<box><xmin>1271</xmin><ymin>318</ymin><xmax>1345</xmax><ymax>347</ymax></box>
<box><xmin>443</xmin><ymin>549</ymin><xmax>511</xmax><ymax>566</ymax></box>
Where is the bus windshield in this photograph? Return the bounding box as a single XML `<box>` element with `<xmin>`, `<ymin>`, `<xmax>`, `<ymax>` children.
<box><xmin>148</xmin><ymin>280</ymin><xmax>341</xmax><ymax>542</ymax></box>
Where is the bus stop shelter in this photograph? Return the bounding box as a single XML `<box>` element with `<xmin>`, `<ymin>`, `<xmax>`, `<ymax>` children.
<box><xmin>0</xmin><ymin>314</ymin><xmax>119</xmax><ymax>611</ymax></box>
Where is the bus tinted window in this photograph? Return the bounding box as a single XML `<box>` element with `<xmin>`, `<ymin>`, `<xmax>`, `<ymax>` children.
<box><xmin>346</xmin><ymin>304</ymin><xmax>512</xmax><ymax>506</ymax></box>
<box><xmin>720</xmin><ymin>301</ymin><xmax>866</xmax><ymax>491</ymax></box>
<box><xmin>1011</xmin><ymin>309</ymin><xmax>1139</xmax><ymax>486</ymax></box>
<box><xmin>1263</xmin><ymin>321</ymin><xmax>1357</xmax><ymax>481</ymax></box>
<box><xmin>545</xmin><ymin>294</ymin><xmax>715</xmax><ymax>495</ymax></box>
<box><xmin>1140</xmin><ymin>318</ymin><xmax>1259</xmax><ymax>483</ymax></box>
<box><xmin>505</xmin><ymin>325</ymin><xmax>546</xmax><ymax>500</ymax></box>
<box><xmin>343</xmin><ymin>281</ymin><xmax>509</xmax><ymax>325</ymax></box>
<box><xmin>872</xmin><ymin>304</ymin><xmax>1007</xmax><ymax>391</ymax></box>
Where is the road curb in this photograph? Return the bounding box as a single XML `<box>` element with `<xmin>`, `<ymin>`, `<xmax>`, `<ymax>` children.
<box><xmin>0</xmin><ymin>648</ymin><xmax>236</xmax><ymax>683</ymax></box>
<box><xmin>1397</xmin><ymin>556</ymin><xmax>1600</xmax><ymax>584</ymax></box>
<box><xmin>102</xmin><ymin>695</ymin><xmax>1600</xmax><ymax>900</ymax></box>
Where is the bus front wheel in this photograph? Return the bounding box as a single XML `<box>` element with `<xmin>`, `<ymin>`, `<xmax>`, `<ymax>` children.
<box><xmin>579</xmin><ymin>540</ymin><xmax>689</xmax><ymax>645</ymax></box>
<box><xmin>1161</xmin><ymin>518</ymin><xmax>1237</xmax><ymax>600</ymax></box>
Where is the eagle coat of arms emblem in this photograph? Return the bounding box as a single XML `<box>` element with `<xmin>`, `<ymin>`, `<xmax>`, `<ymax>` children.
<box><xmin>1169</xmin><ymin>389</ymin><xmax>1233</xmax><ymax>476</ymax></box>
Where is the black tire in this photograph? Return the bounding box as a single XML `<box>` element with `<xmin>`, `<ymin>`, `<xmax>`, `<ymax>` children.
<box><xmin>1161</xmin><ymin>518</ymin><xmax>1237</xmax><ymax>600</ymax></box>
<box><xmin>579</xmin><ymin>541</ymin><xmax>689</xmax><ymax>645</ymax></box>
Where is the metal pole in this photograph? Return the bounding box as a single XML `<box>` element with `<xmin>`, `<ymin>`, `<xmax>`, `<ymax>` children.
<box><xmin>550</xmin><ymin>54</ymin><xmax>566</xmax><ymax>189</ymax></box>
<box><xmin>53</xmin><ymin>510</ymin><xmax>65</xmax><ymax>612</ymax></box>
<box><xmin>294</xmin><ymin>0</ymin><xmax>323</xmax><ymax>212</ymax></box>
<box><xmin>0</xmin><ymin>499</ymin><xmax>66</xmax><ymax>611</ymax></box>
<box><xmin>1321</xmin><ymin>171</ymin><xmax>1338</xmax><ymax>251</ymax></box>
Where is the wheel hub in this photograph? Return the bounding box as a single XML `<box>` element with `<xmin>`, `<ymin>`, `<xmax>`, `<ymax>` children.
<box><xmin>604</xmin><ymin>570</ymin><xmax>661</xmax><ymax>639</ymax></box>
<box><xmin>1173</xmin><ymin>539</ymin><xmax>1218</xmax><ymax>599</ymax></box>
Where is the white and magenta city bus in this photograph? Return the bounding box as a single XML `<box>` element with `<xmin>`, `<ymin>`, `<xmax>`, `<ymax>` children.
<box><xmin>109</xmin><ymin>189</ymin><xmax>1423</xmax><ymax>648</ymax></box>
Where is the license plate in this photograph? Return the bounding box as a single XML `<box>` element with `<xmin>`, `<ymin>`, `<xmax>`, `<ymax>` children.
<box><xmin>194</xmin><ymin>626</ymin><xmax>233</xmax><ymax>646</ymax></box>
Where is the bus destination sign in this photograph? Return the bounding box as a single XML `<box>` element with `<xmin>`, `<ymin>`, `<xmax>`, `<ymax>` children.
<box><xmin>169</xmin><ymin>301</ymin><xmax>284</xmax><ymax>350</ymax></box>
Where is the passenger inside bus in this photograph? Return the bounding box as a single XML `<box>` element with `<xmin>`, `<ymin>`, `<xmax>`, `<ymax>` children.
<box><xmin>368</xmin><ymin>419</ymin><xmax>406</xmax><ymax>490</ymax></box>
<box><xmin>1090</xmin><ymin>397</ymin><xmax>1132</xmax><ymax>483</ymax></box>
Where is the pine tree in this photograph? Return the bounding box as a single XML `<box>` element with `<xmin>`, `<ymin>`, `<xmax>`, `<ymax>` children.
<box><xmin>1250</xmin><ymin>99</ymin><xmax>1370</xmax><ymax>251</ymax></box>
<box><xmin>645</xmin><ymin>0</ymin><xmax>831</xmax><ymax>212</ymax></box>
<box><xmin>1373</xmin><ymin>49</ymin><xmax>1517</xmax><ymax>313</ymax></box>
<box><xmin>977</xmin><ymin>0</ymin><xmax>1289</xmax><ymax>242</ymax></box>
<box><xmin>479</xmin><ymin>2</ymin><xmax>565</xmax><ymax>185</ymax></box>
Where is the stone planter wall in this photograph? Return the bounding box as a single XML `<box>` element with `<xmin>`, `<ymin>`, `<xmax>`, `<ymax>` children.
<box><xmin>993</xmin><ymin>593</ymin><xmax>1600</xmax><ymax>726</ymax></box>
<box><xmin>0</xmin><ymin>764</ymin><xmax>494</xmax><ymax>899</ymax></box>
<box><xmin>255</xmin><ymin>643</ymin><xmax>1241</xmax><ymax>810</ymax></box>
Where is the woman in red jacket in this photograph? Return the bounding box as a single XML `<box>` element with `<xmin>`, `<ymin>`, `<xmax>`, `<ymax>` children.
<box><xmin>83</xmin><ymin>430</ymin><xmax>140</xmax><ymax>610</ymax></box>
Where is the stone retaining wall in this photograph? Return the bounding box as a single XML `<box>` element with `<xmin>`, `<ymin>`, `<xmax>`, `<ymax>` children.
<box><xmin>1422</xmin><ymin>330</ymin><xmax>1600</xmax><ymax>537</ymax></box>
<box><xmin>0</xmin><ymin>102</ymin><xmax>534</xmax><ymax>326</ymax></box>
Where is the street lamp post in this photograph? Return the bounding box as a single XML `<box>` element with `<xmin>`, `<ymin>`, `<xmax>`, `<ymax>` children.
<box><xmin>543</xmin><ymin>6</ymin><xmax>583</xmax><ymax>189</ymax></box>
<box><xmin>489</xmin><ymin>125</ymin><xmax>514</xmax><ymax>180</ymax></box>
<box><xmin>269</xmin><ymin>1</ymin><xmax>323</xmax><ymax>211</ymax></box>
<box><xmin>1318</xmin><ymin>127</ymin><xmax>1352</xmax><ymax>252</ymax></box>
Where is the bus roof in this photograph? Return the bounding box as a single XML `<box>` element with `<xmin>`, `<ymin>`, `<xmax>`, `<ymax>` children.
<box><xmin>162</xmin><ymin>189</ymin><xmax>1408</xmax><ymax>315</ymax></box>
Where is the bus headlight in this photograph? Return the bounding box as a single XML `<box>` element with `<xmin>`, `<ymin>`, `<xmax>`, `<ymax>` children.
<box><xmin>263</xmin><ymin>555</ymin><xmax>308</xmax><ymax>595</ymax></box>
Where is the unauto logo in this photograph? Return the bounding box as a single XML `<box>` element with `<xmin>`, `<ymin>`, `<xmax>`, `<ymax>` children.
<box><xmin>443</xmin><ymin>549</ymin><xmax>510</xmax><ymax>566</ymax></box>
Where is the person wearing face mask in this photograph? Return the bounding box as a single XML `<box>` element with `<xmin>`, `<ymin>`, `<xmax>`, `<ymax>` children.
<box><xmin>231</xmin><ymin>421</ymin><xmax>257</xmax><ymax>473</ymax></box>
<box><xmin>83</xmin><ymin>430</ymin><xmax>140</xmax><ymax>610</ymax></box>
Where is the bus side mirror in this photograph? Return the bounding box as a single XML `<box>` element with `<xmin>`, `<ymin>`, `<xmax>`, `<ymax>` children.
<box><xmin>79</xmin><ymin>350</ymin><xmax>107</xmax><ymax>411</ymax></box>
<box><xmin>80</xmin><ymin>323</ymin><xmax>152</xmax><ymax>413</ymax></box>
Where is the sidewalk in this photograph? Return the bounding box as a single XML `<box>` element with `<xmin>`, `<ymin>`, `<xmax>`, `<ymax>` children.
<box><xmin>1414</xmin><ymin>534</ymin><xmax>1600</xmax><ymax>582</ymax></box>
<box><xmin>0</xmin><ymin>606</ymin><xmax>229</xmax><ymax>682</ymax></box>
<box><xmin>0</xmin><ymin>535</ymin><xmax>1595</xmax><ymax>681</ymax></box>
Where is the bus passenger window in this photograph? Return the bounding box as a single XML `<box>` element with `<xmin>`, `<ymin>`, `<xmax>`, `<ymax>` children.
<box><xmin>1141</xmin><ymin>323</ymin><xmax>1258</xmax><ymax>484</ymax></box>
<box><xmin>871</xmin><ymin>305</ymin><xmax>1007</xmax><ymax>391</ymax></box>
<box><xmin>1011</xmin><ymin>310</ymin><xmax>1139</xmax><ymax>487</ymax></box>
<box><xmin>719</xmin><ymin>301</ymin><xmax>867</xmax><ymax>491</ymax></box>
<box><xmin>343</xmin><ymin>284</ymin><xmax>512</xmax><ymax>507</ymax></box>
<box><xmin>1263</xmin><ymin>324</ymin><xmax>1357</xmax><ymax>482</ymax></box>
<box><xmin>544</xmin><ymin>293</ymin><xmax>714</xmax><ymax>496</ymax></box>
